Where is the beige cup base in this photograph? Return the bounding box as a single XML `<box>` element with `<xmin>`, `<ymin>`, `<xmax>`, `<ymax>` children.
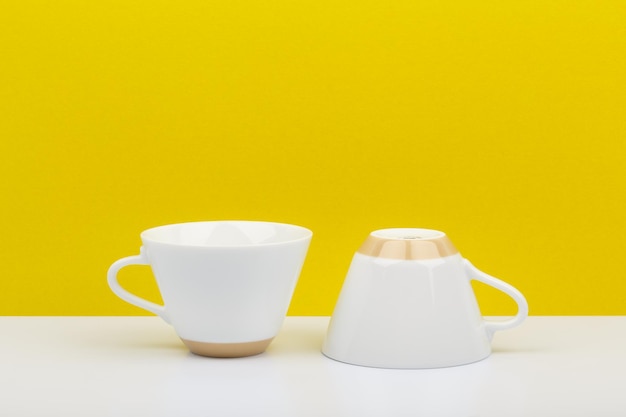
<box><xmin>181</xmin><ymin>338</ymin><xmax>273</xmax><ymax>358</ymax></box>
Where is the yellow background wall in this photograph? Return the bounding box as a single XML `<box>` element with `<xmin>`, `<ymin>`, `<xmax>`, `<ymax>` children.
<box><xmin>1</xmin><ymin>0</ymin><xmax>624</xmax><ymax>316</ymax></box>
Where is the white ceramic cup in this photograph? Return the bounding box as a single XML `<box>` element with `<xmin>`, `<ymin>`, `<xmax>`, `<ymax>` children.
<box><xmin>322</xmin><ymin>228</ymin><xmax>528</xmax><ymax>369</ymax></box>
<box><xmin>107</xmin><ymin>221</ymin><xmax>312</xmax><ymax>357</ymax></box>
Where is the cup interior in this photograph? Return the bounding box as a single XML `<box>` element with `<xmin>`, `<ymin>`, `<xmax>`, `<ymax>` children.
<box><xmin>141</xmin><ymin>221</ymin><xmax>312</xmax><ymax>247</ymax></box>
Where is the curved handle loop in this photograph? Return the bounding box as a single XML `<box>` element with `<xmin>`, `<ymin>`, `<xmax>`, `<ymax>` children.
<box><xmin>107</xmin><ymin>247</ymin><xmax>170</xmax><ymax>323</ymax></box>
<box><xmin>463</xmin><ymin>259</ymin><xmax>528</xmax><ymax>340</ymax></box>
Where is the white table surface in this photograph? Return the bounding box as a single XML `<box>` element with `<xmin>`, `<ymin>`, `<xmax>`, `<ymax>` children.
<box><xmin>1</xmin><ymin>316</ymin><xmax>625</xmax><ymax>416</ymax></box>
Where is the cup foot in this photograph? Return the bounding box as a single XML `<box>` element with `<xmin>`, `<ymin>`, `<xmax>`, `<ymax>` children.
<box><xmin>181</xmin><ymin>338</ymin><xmax>273</xmax><ymax>358</ymax></box>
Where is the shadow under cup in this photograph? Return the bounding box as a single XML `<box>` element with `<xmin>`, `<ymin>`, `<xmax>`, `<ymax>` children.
<box><xmin>107</xmin><ymin>221</ymin><xmax>313</xmax><ymax>358</ymax></box>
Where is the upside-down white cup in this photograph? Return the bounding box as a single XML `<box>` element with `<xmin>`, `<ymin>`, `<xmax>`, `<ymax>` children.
<box><xmin>322</xmin><ymin>228</ymin><xmax>528</xmax><ymax>369</ymax></box>
<box><xmin>107</xmin><ymin>221</ymin><xmax>312</xmax><ymax>357</ymax></box>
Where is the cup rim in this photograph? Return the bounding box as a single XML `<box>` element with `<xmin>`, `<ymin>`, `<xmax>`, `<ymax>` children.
<box><xmin>140</xmin><ymin>220</ymin><xmax>313</xmax><ymax>247</ymax></box>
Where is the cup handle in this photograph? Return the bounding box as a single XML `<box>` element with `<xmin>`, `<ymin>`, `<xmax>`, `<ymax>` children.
<box><xmin>107</xmin><ymin>247</ymin><xmax>170</xmax><ymax>323</ymax></box>
<box><xmin>463</xmin><ymin>259</ymin><xmax>528</xmax><ymax>340</ymax></box>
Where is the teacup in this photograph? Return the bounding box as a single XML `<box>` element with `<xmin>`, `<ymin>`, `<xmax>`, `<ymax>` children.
<box><xmin>322</xmin><ymin>228</ymin><xmax>528</xmax><ymax>368</ymax></box>
<box><xmin>107</xmin><ymin>221</ymin><xmax>312</xmax><ymax>357</ymax></box>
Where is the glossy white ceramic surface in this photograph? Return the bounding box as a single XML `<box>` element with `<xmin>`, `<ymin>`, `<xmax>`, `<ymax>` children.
<box><xmin>323</xmin><ymin>229</ymin><xmax>527</xmax><ymax>369</ymax></box>
<box><xmin>108</xmin><ymin>221</ymin><xmax>312</xmax><ymax>347</ymax></box>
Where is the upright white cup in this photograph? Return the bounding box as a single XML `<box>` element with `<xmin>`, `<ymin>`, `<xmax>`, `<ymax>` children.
<box><xmin>108</xmin><ymin>221</ymin><xmax>312</xmax><ymax>357</ymax></box>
